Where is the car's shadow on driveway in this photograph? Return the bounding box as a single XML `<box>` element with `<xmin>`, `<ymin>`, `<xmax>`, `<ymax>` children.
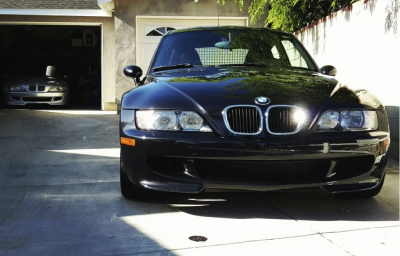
<box><xmin>124</xmin><ymin>185</ymin><xmax>399</xmax><ymax>222</ymax></box>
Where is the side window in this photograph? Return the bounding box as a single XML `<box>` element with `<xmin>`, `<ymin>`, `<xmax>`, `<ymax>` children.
<box><xmin>281</xmin><ymin>40</ymin><xmax>308</xmax><ymax>68</ymax></box>
<box><xmin>271</xmin><ymin>46</ymin><xmax>280</xmax><ymax>59</ymax></box>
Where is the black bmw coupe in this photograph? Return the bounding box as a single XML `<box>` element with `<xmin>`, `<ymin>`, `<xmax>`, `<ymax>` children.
<box><xmin>119</xmin><ymin>26</ymin><xmax>390</xmax><ymax>200</ymax></box>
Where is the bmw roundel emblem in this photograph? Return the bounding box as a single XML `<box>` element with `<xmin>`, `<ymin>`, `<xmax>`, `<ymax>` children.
<box><xmin>255</xmin><ymin>96</ymin><xmax>270</xmax><ymax>105</ymax></box>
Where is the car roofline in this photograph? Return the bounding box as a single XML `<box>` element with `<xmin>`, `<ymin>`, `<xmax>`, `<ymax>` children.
<box><xmin>165</xmin><ymin>26</ymin><xmax>292</xmax><ymax>36</ymax></box>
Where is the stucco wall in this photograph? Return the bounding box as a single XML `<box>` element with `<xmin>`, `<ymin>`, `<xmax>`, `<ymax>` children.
<box><xmin>0</xmin><ymin>15</ymin><xmax>116</xmax><ymax>110</ymax></box>
<box><xmin>295</xmin><ymin>0</ymin><xmax>399</xmax><ymax>159</ymax></box>
<box><xmin>113</xmin><ymin>0</ymin><xmax>265</xmax><ymax>105</ymax></box>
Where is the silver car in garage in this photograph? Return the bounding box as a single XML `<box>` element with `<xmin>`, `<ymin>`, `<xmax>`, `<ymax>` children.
<box><xmin>3</xmin><ymin>66</ymin><xmax>69</xmax><ymax>106</ymax></box>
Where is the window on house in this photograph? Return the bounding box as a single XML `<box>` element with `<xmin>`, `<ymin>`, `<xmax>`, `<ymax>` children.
<box><xmin>146</xmin><ymin>27</ymin><xmax>176</xmax><ymax>36</ymax></box>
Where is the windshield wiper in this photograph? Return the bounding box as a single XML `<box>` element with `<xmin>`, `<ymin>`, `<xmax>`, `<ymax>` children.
<box><xmin>218</xmin><ymin>63</ymin><xmax>267</xmax><ymax>67</ymax></box>
<box><xmin>152</xmin><ymin>63</ymin><xmax>194</xmax><ymax>72</ymax></box>
<box><xmin>284</xmin><ymin>66</ymin><xmax>314</xmax><ymax>71</ymax></box>
<box><xmin>243</xmin><ymin>63</ymin><xmax>267</xmax><ymax>67</ymax></box>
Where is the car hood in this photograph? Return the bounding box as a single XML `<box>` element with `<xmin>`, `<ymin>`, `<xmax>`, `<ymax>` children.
<box><xmin>4</xmin><ymin>76</ymin><xmax>67</xmax><ymax>86</ymax></box>
<box><xmin>122</xmin><ymin>66</ymin><xmax>382</xmax><ymax>136</ymax></box>
<box><xmin>164</xmin><ymin>67</ymin><xmax>337</xmax><ymax>108</ymax></box>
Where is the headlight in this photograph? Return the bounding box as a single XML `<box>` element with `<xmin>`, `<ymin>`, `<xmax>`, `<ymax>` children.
<box><xmin>179</xmin><ymin>111</ymin><xmax>204</xmax><ymax>130</ymax></box>
<box><xmin>134</xmin><ymin>110</ymin><xmax>212</xmax><ymax>132</ymax></box>
<box><xmin>315</xmin><ymin>110</ymin><xmax>378</xmax><ymax>132</ymax></box>
<box><xmin>9</xmin><ymin>85</ymin><xmax>25</xmax><ymax>92</ymax></box>
<box><xmin>49</xmin><ymin>86</ymin><xmax>68</xmax><ymax>92</ymax></box>
<box><xmin>137</xmin><ymin>110</ymin><xmax>177</xmax><ymax>130</ymax></box>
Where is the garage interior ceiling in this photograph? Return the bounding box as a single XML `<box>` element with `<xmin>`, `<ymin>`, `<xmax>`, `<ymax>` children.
<box><xmin>0</xmin><ymin>25</ymin><xmax>102</xmax><ymax>109</ymax></box>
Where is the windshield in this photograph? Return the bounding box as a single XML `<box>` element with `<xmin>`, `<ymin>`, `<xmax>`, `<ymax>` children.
<box><xmin>151</xmin><ymin>28</ymin><xmax>318</xmax><ymax>72</ymax></box>
<box><xmin>7</xmin><ymin>64</ymin><xmax>62</xmax><ymax>78</ymax></box>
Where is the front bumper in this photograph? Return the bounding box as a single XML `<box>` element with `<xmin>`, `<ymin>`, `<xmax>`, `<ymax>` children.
<box><xmin>121</xmin><ymin>131</ymin><xmax>389</xmax><ymax>194</ymax></box>
<box><xmin>4</xmin><ymin>91</ymin><xmax>69</xmax><ymax>105</ymax></box>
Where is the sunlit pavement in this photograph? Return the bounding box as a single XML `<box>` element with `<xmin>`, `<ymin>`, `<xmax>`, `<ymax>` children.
<box><xmin>0</xmin><ymin>109</ymin><xmax>398</xmax><ymax>256</ymax></box>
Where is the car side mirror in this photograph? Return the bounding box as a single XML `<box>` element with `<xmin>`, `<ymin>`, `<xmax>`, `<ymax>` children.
<box><xmin>320</xmin><ymin>65</ymin><xmax>337</xmax><ymax>76</ymax></box>
<box><xmin>46</xmin><ymin>65</ymin><xmax>56</xmax><ymax>77</ymax></box>
<box><xmin>124</xmin><ymin>65</ymin><xmax>143</xmax><ymax>85</ymax></box>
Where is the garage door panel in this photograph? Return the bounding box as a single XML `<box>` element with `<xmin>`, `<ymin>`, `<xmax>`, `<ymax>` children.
<box><xmin>139</xmin><ymin>43</ymin><xmax>160</xmax><ymax>75</ymax></box>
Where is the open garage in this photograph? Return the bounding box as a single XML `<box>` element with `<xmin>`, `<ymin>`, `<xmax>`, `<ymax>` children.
<box><xmin>0</xmin><ymin>24</ymin><xmax>102</xmax><ymax>109</ymax></box>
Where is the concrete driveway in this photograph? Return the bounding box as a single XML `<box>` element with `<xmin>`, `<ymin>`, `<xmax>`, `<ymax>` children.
<box><xmin>0</xmin><ymin>109</ymin><xmax>399</xmax><ymax>256</ymax></box>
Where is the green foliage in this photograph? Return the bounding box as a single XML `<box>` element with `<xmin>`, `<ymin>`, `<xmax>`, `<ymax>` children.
<box><xmin>220</xmin><ymin>0</ymin><xmax>357</xmax><ymax>32</ymax></box>
<box><xmin>267</xmin><ymin>0</ymin><xmax>356</xmax><ymax>32</ymax></box>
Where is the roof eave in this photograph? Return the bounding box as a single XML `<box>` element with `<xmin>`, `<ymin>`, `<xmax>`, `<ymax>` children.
<box><xmin>0</xmin><ymin>9</ymin><xmax>112</xmax><ymax>17</ymax></box>
<box><xmin>98</xmin><ymin>0</ymin><xmax>115</xmax><ymax>12</ymax></box>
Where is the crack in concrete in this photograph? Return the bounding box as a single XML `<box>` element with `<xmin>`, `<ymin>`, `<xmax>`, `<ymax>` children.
<box><xmin>254</xmin><ymin>193</ymin><xmax>399</xmax><ymax>256</ymax></box>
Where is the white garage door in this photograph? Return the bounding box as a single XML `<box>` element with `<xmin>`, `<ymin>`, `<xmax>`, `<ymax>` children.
<box><xmin>137</xmin><ymin>16</ymin><xmax>248</xmax><ymax>75</ymax></box>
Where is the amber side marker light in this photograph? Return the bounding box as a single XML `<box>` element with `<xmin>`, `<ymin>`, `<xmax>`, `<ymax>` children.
<box><xmin>383</xmin><ymin>138</ymin><xmax>390</xmax><ymax>147</ymax></box>
<box><xmin>121</xmin><ymin>137</ymin><xmax>135</xmax><ymax>146</ymax></box>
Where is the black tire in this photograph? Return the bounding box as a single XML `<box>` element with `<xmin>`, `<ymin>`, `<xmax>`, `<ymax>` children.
<box><xmin>338</xmin><ymin>175</ymin><xmax>385</xmax><ymax>198</ymax></box>
<box><xmin>61</xmin><ymin>103</ymin><xmax>71</xmax><ymax>110</ymax></box>
<box><xmin>120</xmin><ymin>158</ymin><xmax>150</xmax><ymax>200</ymax></box>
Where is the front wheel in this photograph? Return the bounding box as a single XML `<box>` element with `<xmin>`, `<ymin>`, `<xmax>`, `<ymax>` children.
<box><xmin>120</xmin><ymin>158</ymin><xmax>151</xmax><ymax>200</ymax></box>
